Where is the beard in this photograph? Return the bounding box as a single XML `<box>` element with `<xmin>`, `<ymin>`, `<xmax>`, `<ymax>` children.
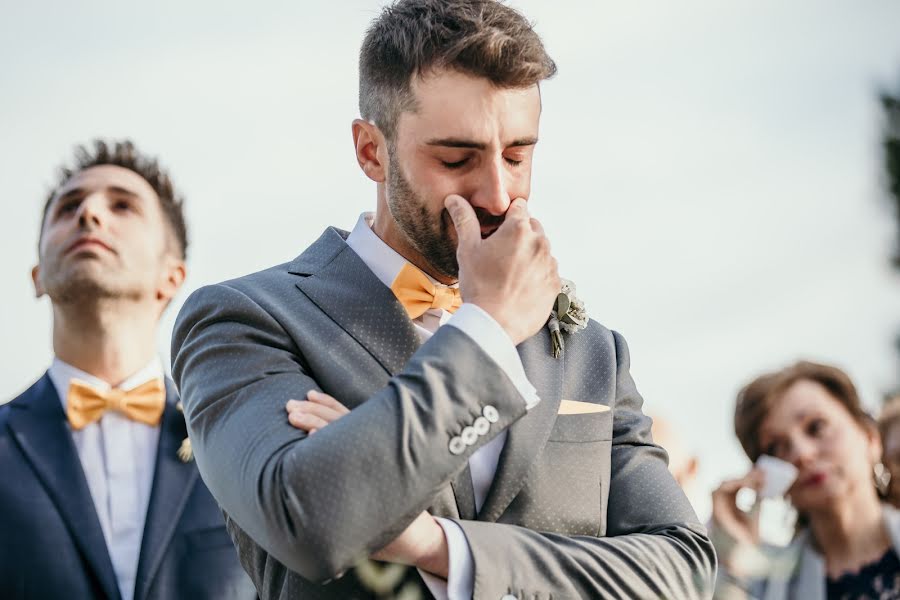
<box><xmin>386</xmin><ymin>151</ymin><xmax>506</xmax><ymax>279</ymax></box>
<box><xmin>387</xmin><ymin>151</ymin><xmax>460</xmax><ymax>278</ymax></box>
<box><xmin>39</xmin><ymin>253</ymin><xmax>143</xmax><ymax>306</ymax></box>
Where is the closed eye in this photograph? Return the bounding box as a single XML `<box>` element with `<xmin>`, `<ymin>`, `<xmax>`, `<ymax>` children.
<box><xmin>505</xmin><ymin>157</ymin><xmax>523</xmax><ymax>167</ymax></box>
<box><xmin>441</xmin><ymin>158</ymin><xmax>469</xmax><ymax>170</ymax></box>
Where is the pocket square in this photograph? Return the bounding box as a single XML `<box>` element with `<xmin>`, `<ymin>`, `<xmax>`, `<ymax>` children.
<box><xmin>558</xmin><ymin>400</ymin><xmax>611</xmax><ymax>415</ymax></box>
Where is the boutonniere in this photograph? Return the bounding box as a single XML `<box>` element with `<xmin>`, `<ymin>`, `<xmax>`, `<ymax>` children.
<box><xmin>354</xmin><ymin>559</ymin><xmax>420</xmax><ymax>599</ymax></box>
<box><xmin>175</xmin><ymin>401</ymin><xmax>194</xmax><ymax>463</ymax></box>
<box><xmin>547</xmin><ymin>278</ymin><xmax>588</xmax><ymax>358</ymax></box>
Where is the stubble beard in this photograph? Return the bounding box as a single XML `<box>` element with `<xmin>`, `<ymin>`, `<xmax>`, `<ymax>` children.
<box><xmin>386</xmin><ymin>152</ymin><xmax>459</xmax><ymax>279</ymax></box>
<box><xmin>40</xmin><ymin>255</ymin><xmax>143</xmax><ymax>307</ymax></box>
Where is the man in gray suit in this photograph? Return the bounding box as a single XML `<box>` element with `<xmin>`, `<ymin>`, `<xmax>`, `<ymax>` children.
<box><xmin>171</xmin><ymin>1</ymin><xmax>717</xmax><ymax>598</ymax></box>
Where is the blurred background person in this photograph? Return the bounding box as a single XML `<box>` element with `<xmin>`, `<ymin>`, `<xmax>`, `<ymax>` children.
<box><xmin>879</xmin><ymin>393</ymin><xmax>900</xmax><ymax>508</ymax></box>
<box><xmin>710</xmin><ymin>361</ymin><xmax>896</xmax><ymax>599</ymax></box>
<box><xmin>652</xmin><ymin>414</ymin><xmax>701</xmax><ymax>508</ymax></box>
<box><xmin>0</xmin><ymin>139</ymin><xmax>255</xmax><ymax>600</ymax></box>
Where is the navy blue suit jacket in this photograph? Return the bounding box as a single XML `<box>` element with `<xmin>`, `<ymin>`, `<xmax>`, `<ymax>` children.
<box><xmin>0</xmin><ymin>374</ymin><xmax>257</xmax><ymax>600</ymax></box>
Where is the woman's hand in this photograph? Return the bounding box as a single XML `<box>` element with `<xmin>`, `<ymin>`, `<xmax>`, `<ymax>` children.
<box><xmin>712</xmin><ymin>468</ymin><xmax>764</xmax><ymax>548</ymax></box>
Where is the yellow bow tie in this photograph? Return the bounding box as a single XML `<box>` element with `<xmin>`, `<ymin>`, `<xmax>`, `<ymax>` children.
<box><xmin>390</xmin><ymin>262</ymin><xmax>462</xmax><ymax>319</ymax></box>
<box><xmin>66</xmin><ymin>378</ymin><xmax>166</xmax><ymax>430</ymax></box>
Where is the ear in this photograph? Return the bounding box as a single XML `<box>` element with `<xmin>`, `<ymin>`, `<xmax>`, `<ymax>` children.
<box><xmin>352</xmin><ymin>119</ymin><xmax>388</xmax><ymax>183</ymax></box>
<box><xmin>156</xmin><ymin>256</ymin><xmax>186</xmax><ymax>305</ymax></box>
<box><xmin>31</xmin><ymin>265</ymin><xmax>45</xmax><ymax>298</ymax></box>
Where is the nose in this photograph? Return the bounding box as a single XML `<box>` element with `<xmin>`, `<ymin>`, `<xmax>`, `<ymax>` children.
<box><xmin>468</xmin><ymin>156</ymin><xmax>513</xmax><ymax>216</ymax></box>
<box><xmin>75</xmin><ymin>195</ymin><xmax>104</xmax><ymax>230</ymax></box>
<box><xmin>785</xmin><ymin>435</ymin><xmax>818</xmax><ymax>469</ymax></box>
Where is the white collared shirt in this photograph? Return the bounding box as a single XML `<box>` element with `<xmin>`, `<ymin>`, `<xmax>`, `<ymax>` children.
<box><xmin>346</xmin><ymin>213</ymin><xmax>540</xmax><ymax>599</ymax></box>
<box><xmin>48</xmin><ymin>357</ymin><xmax>163</xmax><ymax>600</ymax></box>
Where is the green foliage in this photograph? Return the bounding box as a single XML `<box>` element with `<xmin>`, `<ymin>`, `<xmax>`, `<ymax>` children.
<box><xmin>882</xmin><ymin>78</ymin><xmax>900</xmax><ymax>398</ymax></box>
<box><xmin>882</xmin><ymin>83</ymin><xmax>900</xmax><ymax>268</ymax></box>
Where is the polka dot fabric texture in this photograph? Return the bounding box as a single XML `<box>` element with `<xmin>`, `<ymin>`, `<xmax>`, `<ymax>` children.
<box><xmin>171</xmin><ymin>228</ymin><xmax>716</xmax><ymax>599</ymax></box>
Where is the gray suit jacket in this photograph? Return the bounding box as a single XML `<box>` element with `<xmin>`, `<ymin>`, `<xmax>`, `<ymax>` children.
<box><xmin>171</xmin><ymin>227</ymin><xmax>716</xmax><ymax>599</ymax></box>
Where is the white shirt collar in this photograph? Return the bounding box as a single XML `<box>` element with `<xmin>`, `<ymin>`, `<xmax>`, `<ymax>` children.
<box><xmin>345</xmin><ymin>212</ymin><xmax>409</xmax><ymax>290</ymax></box>
<box><xmin>345</xmin><ymin>212</ymin><xmax>457</xmax><ymax>290</ymax></box>
<box><xmin>48</xmin><ymin>356</ymin><xmax>165</xmax><ymax>410</ymax></box>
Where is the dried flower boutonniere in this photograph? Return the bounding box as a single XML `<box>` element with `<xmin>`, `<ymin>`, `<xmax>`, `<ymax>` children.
<box><xmin>175</xmin><ymin>401</ymin><xmax>194</xmax><ymax>463</ymax></box>
<box><xmin>547</xmin><ymin>278</ymin><xmax>588</xmax><ymax>358</ymax></box>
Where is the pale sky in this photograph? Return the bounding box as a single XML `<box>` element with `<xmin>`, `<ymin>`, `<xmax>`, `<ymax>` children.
<box><xmin>2</xmin><ymin>0</ymin><xmax>899</xmax><ymax>519</ymax></box>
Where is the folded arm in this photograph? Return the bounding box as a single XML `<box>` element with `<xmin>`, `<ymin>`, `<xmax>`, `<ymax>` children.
<box><xmin>171</xmin><ymin>282</ymin><xmax>528</xmax><ymax>582</ymax></box>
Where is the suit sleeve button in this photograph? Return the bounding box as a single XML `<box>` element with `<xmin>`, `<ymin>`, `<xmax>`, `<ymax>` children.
<box><xmin>482</xmin><ymin>405</ymin><xmax>499</xmax><ymax>423</ymax></box>
<box><xmin>449</xmin><ymin>436</ymin><xmax>466</xmax><ymax>455</ymax></box>
<box><xmin>461</xmin><ymin>426</ymin><xmax>478</xmax><ymax>445</ymax></box>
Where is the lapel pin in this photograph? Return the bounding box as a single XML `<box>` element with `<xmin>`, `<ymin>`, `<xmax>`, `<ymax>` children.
<box><xmin>175</xmin><ymin>401</ymin><xmax>194</xmax><ymax>463</ymax></box>
<box><xmin>177</xmin><ymin>437</ymin><xmax>193</xmax><ymax>463</ymax></box>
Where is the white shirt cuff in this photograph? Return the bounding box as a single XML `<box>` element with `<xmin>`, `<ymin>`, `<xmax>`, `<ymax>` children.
<box><xmin>417</xmin><ymin>517</ymin><xmax>474</xmax><ymax>600</ymax></box>
<box><xmin>446</xmin><ymin>303</ymin><xmax>540</xmax><ymax>409</ymax></box>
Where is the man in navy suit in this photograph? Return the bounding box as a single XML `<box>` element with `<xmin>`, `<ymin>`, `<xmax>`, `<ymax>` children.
<box><xmin>0</xmin><ymin>139</ymin><xmax>256</xmax><ymax>600</ymax></box>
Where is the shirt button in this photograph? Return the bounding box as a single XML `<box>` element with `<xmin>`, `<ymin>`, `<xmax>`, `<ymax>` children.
<box><xmin>482</xmin><ymin>405</ymin><xmax>499</xmax><ymax>423</ymax></box>
<box><xmin>473</xmin><ymin>416</ymin><xmax>490</xmax><ymax>435</ymax></box>
<box><xmin>449</xmin><ymin>436</ymin><xmax>466</xmax><ymax>455</ymax></box>
<box><xmin>461</xmin><ymin>426</ymin><xmax>478</xmax><ymax>446</ymax></box>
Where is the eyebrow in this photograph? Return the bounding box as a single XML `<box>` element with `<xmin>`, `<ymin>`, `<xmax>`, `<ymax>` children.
<box><xmin>425</xmin><ymin>137</ymin><xmax>538</xmax><ymax>150</ymax></box>
<box><xmin>760</xmin><ymin>409</ymin><xmax>817</xmax><ymax>442</ymax></box>
<box><xmin>56</xmin><ymin>185</ymin><xmax>142</xmax><ymax>202</ymax></box>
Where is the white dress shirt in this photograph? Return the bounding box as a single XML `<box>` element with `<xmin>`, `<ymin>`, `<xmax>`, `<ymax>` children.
<box><xmin>48</xmin><ymin>357</ymin><xmax>163</xmax><ymax>600</ymax></box>
<box><xmin>346</xmin><ymin>213</ymin><xmax>540</xmax><ymax>599</ymax></box>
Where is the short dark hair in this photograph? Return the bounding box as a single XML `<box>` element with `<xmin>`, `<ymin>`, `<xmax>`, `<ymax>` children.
<box><xmin>359</xmin><ymin>0</ymin><xmax>557</xmax><ymax>141</ymax></box>
<box><xmin>41</xmin><ymin>139</ymin><xmax>188</xmax><ymax>259</ymax></box>
<box><xmin>734</xmin><ymin>361</ymin><xmax>874</xmax><ymax>462</ymax></box>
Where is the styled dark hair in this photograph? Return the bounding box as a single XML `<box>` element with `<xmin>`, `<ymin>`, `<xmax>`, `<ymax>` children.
<box><xmin>40</xmin><ymin>139</ymin><xmax>188</xmax><ymax>259</ymax></box>
<box><xmin>359</xmin><ymin>0</ymin><xmax>557</xmax><ymax>140</ymax></box>
<box><xmin>734</xmin><ymin>360</ymin><xmax>874</xmax><ymax>462</ymax></box>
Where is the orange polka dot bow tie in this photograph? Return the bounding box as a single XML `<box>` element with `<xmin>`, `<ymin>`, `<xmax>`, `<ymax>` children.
<box><xmin>390</xmin><ymin>262</ymin><xmax>462</xmax><ymax>319</ymax></box>
<box><xmin>66</xmin><ymin>378</ymin><xmax>166</xmax><ymax>430</ymax></box>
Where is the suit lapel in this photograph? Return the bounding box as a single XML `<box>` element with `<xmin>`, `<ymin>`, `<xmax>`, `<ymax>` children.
<box><xmin>478</xmin><ymin>329</ymin><xmax>564</xmax><ymax>522</ymax></box>
<box><xmin>133</xmin><ymin>381</ymin><xmax>198</xmax><ymax>600</ymax></box>
<box><xmin>6</xmin><ymin>374</ymin><xmax>122</xmax><ymax>600</ymax></box>
<box><xmin>290</xmin><ymin>227</ymin><xmax>421</xmax><ymax>378</ymax></box>
<box><xmin>292</xmin><ymin>229</ymin><xmax>570</xmax><ymax>525</ymax></box>
<box><xmin>291</xmin><ymin>227</ymin><xmax>478</xmax><ymax>515</ymax></box>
